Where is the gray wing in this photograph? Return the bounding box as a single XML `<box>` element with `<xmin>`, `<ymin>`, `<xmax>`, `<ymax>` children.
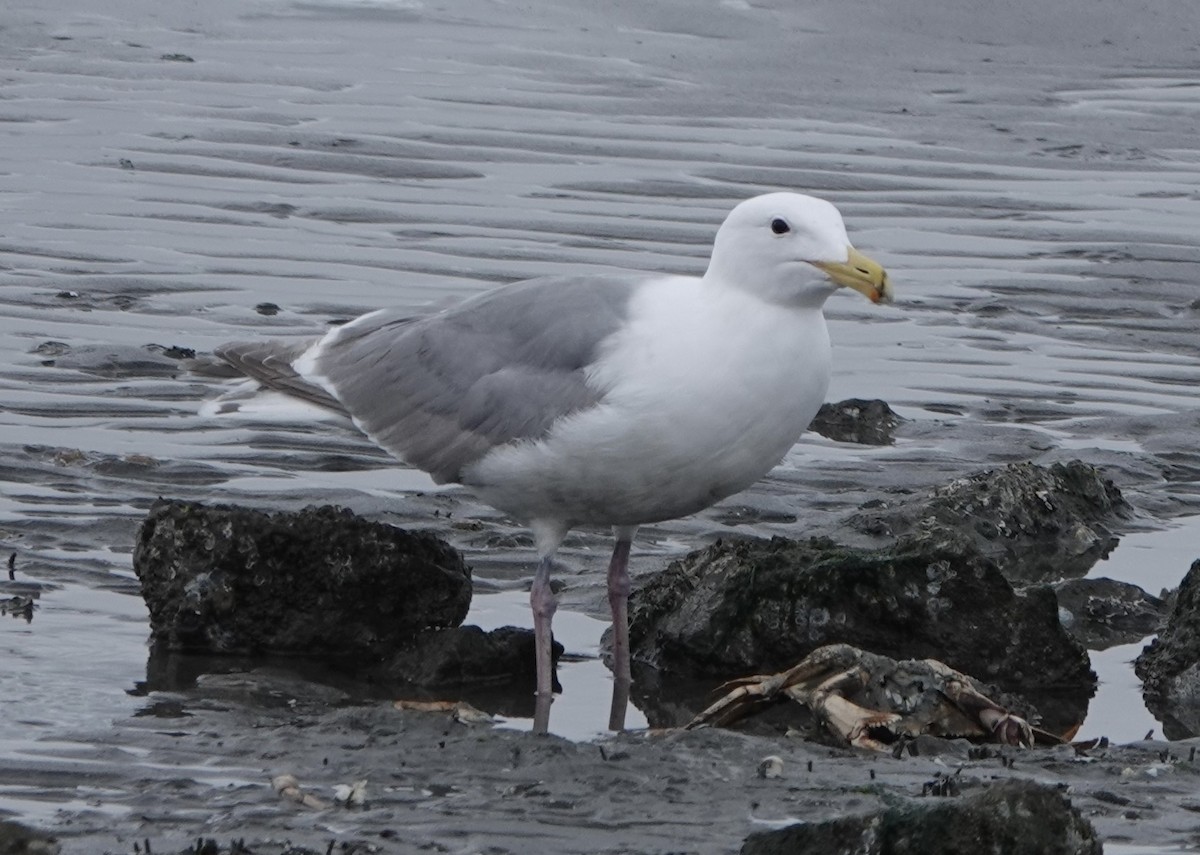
<box><xmin>311</xmin><ymin>274</ymin><xmax>642</xmax><ymax>483</ymax></box>
<box><xmin>214</xmin><ymin>338</ymin><xmax>347</xmax><ymax>414</ymax></box>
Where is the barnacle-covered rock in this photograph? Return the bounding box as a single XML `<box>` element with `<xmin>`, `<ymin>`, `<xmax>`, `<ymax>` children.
<box><xmin>134</xmin><ymin>499</ymin><xmax>470</xmax><ymax>657</ymax></box>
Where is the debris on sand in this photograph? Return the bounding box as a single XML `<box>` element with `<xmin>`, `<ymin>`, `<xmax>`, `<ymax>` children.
<box><xmin>687</xmin><ymin>643</ymin><xmax>1058</xmax><ymax>749</ymax></box>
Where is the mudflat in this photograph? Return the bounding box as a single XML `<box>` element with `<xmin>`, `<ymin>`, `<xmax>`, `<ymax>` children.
<box><xmin>2</xmin><ymin>0</ymin><xmax>1200</xmax><ymax>851</ymax></box>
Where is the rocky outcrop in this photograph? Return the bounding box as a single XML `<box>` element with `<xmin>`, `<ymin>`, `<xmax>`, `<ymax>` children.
<box><xmin>627</xmin><ymin>536</ymin><xmax>1095</xmax><ymax>732</ymax></box>
<box><xmin>1136</xmin><ymin>558</ymin><xmax>1200</xmax><ymax>739</ymax></box>
<box><xmin>850</xmin><ymin>461</ymin><xmax>1129</xmax><ymax>584</ymax></box>
<box><xmin>739</xmin><ymin>779</ymin><xmax>1101</xmax><ymax>855</ymax></box>
<box><xmin>134</xmin><ymin>499</ymin><xmax>471</xmax><ymax>658</ymax></box>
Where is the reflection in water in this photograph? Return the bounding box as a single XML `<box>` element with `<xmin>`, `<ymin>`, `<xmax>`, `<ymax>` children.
<box><xmin>1088</xmin><ymin>516</ymin><xmax>1200</xmax><ymax>597</ymax></box>
<box><xmin>1076</xmin><ymin>641</ymin><xmax>1161</xmax><ymax>743</ymax></box>
<box><xmin>1074</xmin><ymin>516</ymin><xmax>1200</xmax><ymax>742</ymax></box>
<box><xmin>469</xmin><ymin>591</ymin><xmax>650</xmax><ymax>741</ymax></box>
<box><xmin>0</xmin><ymin>585</ymin><xmax>149</xmax><ymax>774</ymax></box>
<box><xmin>137</xmin><ymin>589</ymin><xmax>653</xmax><ymax>742</ymax></box>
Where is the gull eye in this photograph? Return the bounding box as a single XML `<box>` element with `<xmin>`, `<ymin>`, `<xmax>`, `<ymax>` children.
<box><xmin>770</xmin><ymin>218</ymin><xmax>791</xmax><ymax>235</ymax></box>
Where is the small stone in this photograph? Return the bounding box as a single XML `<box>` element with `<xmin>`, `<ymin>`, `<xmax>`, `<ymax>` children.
<box><xmin>810</xmin><ymin>398</ymin><xmax>904</xmax><ymax>445</ymax></box>
<box><xmin>757</xmin><ymin>756</ymin><xmax>784</xmax><ymax>779</ymax></box>
<box><xmin>332</xmin><ymin>779</ymin><xmax>368</xmax><ymax>807</ymax></box>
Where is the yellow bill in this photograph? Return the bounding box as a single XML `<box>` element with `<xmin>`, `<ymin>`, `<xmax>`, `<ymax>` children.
<box><xmin>811</xmin><ymin>247</ymin><xmax>892</xmax><ymax>304</ymax></box>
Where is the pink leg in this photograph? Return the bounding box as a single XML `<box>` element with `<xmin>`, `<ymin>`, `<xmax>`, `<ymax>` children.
<box><xmin>606</xmin><ymin>529</ymin><xmax>635</xmax><ymax>730</ymax></box>
<box><xmin>606</xmin><ymin>536</ymin><xmax>633</xmax><ymax>683</ymax></box>
<box><xmin>530</xmin><ymin>555</ymin><xmax>557</xmax><ymax>734</ymax></box>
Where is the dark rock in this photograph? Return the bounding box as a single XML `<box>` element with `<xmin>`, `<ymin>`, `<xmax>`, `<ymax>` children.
<box><xmin>627</xmin><ymin>536</ymin><xmax>1095</xmax><ymax>733</ymax></box>
<box><xmin>384</xmin><ymin>625</ymin><xmax>559</xmax><ymax>687</ymax></box>
<box><xmin>1054</xmin><ymin>576</ymin><xmax>1165</xmax><ymax>649</ymax></box>
<box><xmin>851</xmin><ymin>461</ymin><xmax>1129</xmax><ymax>583</ymax></box>
<box><xmin>45</xmin><ymin>343</ymin><xmax>183</xmax><ymax>378</ymax></box>
<box><xmin>0</xmin><ymin>820</ymin><xmax>60</xmax><ymax>855</ymax></box>
<box><xmin>31</xmin><ymin>340</ymin><xmax>70</xmax><ymax>357</ymax></box>
<box><xmin>134</xmin><ymin>499</ymin><xmax>470</xmax><ymax>657</ymax></box>
<box><xmin>740</xmin><ymin>779</ymin><xmax>1100</xmax><ymax>855</ymax></box>
<box><xmin>1136</xmin><ymin>559</ymin><xmax>1200</xmax><ymax>739</ymax></box>
<box><xmin>810</xmin><ymin>398</ymin><xmax>903</xmax><ymax>445</ymax></box>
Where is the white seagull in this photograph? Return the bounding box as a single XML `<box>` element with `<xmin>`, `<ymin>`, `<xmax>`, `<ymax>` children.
<box><xmin>214</xmin><ymin>192</ymin><xmax>891</xmax><ymax>732</ymax></box>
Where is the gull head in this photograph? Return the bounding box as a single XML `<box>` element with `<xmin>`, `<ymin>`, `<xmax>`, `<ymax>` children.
<box><xmin>705</xmin><ymin>192</ymin><xmax>891</xmax><ymax>308</ymax></box>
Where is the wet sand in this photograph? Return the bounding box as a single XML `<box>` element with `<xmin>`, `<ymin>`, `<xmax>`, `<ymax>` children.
<box><xmin>3</xmin><ymin>0</ymin><xmax>1200</xmax><ymax>850</ymax></box>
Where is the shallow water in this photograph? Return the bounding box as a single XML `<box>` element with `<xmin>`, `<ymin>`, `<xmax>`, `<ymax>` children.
<box><xmin>1073</xmin><ymin>516</ymin><xmax>1200</xmax><ymax>742</ymax></box>
<box><xmin>1079</xmin><ymin>640</ymin><xmax>1161</xmax><ymax>744</ymax></box>
<box><xmin>468</xmin><ymin>590</ymin><xmax>650</xmax><ymax>741</ymax></box>
<box><xmin>3</xmin><ymin>0</ymin><xmax>1200</xmax><ymax>845</ymax></box>
<box><xmin>1090</xmin><ymin>515</ymin><xmax>1200</xmax><ymax>598</ymax></box>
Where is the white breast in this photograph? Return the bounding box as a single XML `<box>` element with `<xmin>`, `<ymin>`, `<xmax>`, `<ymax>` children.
<box><xmin>464</xmin><ymin>276</ymin><xmax>832</xmax><ymax>527</ymax></box>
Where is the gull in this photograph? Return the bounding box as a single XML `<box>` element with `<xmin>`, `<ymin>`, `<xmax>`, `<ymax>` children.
<box><xmin>214</xmin><ymin>192</ymin><xmax>891</xmax><ymax>732</ymax></box>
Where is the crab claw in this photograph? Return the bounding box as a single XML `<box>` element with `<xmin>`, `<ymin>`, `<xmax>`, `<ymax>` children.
<box><xmin>981</xmin><ymin>709</ymin><xmax>1033</xmax><ymax>747</ymax></box>
<box><xmin>686</xmin><ymin>673</ymin><xmax>788</xmax><ymax>729</ymax></box>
